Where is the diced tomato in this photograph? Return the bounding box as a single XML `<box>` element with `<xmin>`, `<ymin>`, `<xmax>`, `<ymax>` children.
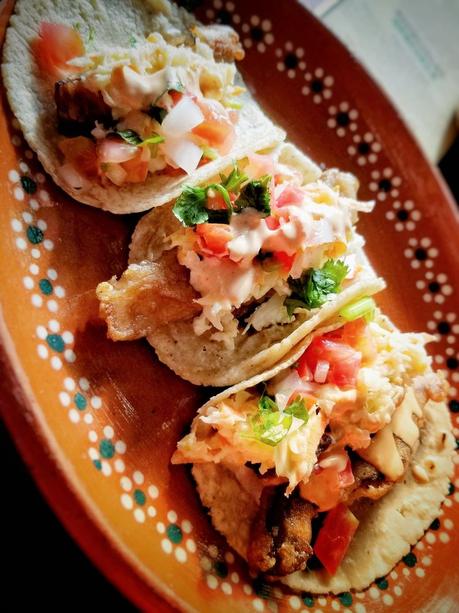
<box><xmin>192</xmin><ymin>99</ymin><xmax>235</xmax><ymax>155</ymax></box>
<box><xmin>196</xmin><ymin>223</ymin><xmax>232</xmax><ymax>257</ymax></box>
<box><xmin>338</xmin><ymin>459</ymin><xmax>355</xmax><ymax>488</ymax></box>
<box><xmin>169</xmin><ymin>90</ymin><xmax>183</xmax><ymax>105</ymax></box>
<box><xmin>297</xmin><ymin>335</ymin><xmax>361</xmax><ymax>388</ymax></box>
<box><xmin>206</xmin><ymin>189</ymin><xmax>236</xmax><ymax>211</ymax></box>
<box><xmin>265</xmin><ymin>215</ymin><xmax>280</xmax><ymax>230</ymax></box>
<box><xmin>328</xmin><ymin>318</ymin><xmax>376</xmax><ymax>363</ymax></box>
<box><xmin>274</xmin><ymin>251</ymin><xmax>295</xmax><ymax>272</ymax></box>
<box><xmin>120</xmin><ymin>145</ymin><xmax>150</xmax><ymax>183</ymax></box>
<box><xmin>314</xmin><ymin>504</ymin><xmax>359</xmax><ymax>575</ymax></box>
<box><xmin>33</xmin><ymin>22</ymin><xmax>84</xmax><ymax>79</ymax></box>
<box><xmin>58</xmin><ymin>137</ymin><xmax>99</xmax><ymax>179</ymax></box>
<box><xmin>300</xmin><ymin>450</ymin><xmax>354</xmax><ymax>511</ymax></box>
<box><xmin>275</xmin><ymin>184</ymin><xmax>304</xmax><ymax>208</ymax></box>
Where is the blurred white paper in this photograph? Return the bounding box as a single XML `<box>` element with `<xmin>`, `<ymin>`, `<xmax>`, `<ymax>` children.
<box><xmin>300</xmin><ymin>0</ymin><xmax>459</xmax><ymax>162</ymax></box>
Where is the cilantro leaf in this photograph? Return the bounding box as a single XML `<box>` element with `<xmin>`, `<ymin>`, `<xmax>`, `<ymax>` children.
<box><xmin>234</xmin><ymin>175</ymin><xmax>271</xmax><ymax>216</ymax></box>
<box><xmin>286</xmin><ymin>259</ymin><xmax>349</xmax><ymax>311</ymax></box>
<box><xmin>284</xmin><ymin>396</ymin><xmax>309</xmax><ymax>422</ymax></box>
<box><xmin>172</xmin><ymin>186</ymin><xmax>209</xmax><ymax>227</ymax></box>
<box><xmin>116</xmin><ymin>129</ymin><xmax>142</xmax><ymax>145</ymax></box>
<box><xmin>141</xmin><ymin>134</ymin><xmax>165</xmax><ymax>145</ymax></box>
<box><xmin>258</xmin><ymin>394</ymin><xmax>278</xmax><ymax>413</ymax></box>
<box><xmin>220</xmin><ymin>164</ymin><xmax>248</xmax><ymax>193</ymax></box>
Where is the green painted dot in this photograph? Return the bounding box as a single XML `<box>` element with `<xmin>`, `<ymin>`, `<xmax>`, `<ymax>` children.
<box><xmin>21</xmin><ymin>176</ymin><xmax>37</xmax><ymax>194</ymax></box>
<box><xmin>27</xmin><ymin>225</ymin><xmax>44</xmax><ymax>244</ymax></box>
<box><xmin>339</xmin><ymin>593</ymin><xmax>353</xmax><ymax>607</ymax></box>
<box><xmin>214</xmin><ymin>560</ymin><xmax>228</xmax><ymax>578</ymax></box>
<box><xmin>166</xmin><ymin>524</ymin><xmax>182</xmax><ymax>544</ymax></box>
<box><xmin>448</xmin><ymin>482</ymin><xmax>455</xmax><ymax>496</ymax></box>
<box><xmin>430</xmin><ymin>518</ymin><xmax>440</xmax><ymax>530</ymax></box>
<box><xmin>252</xmin><ymin>578</ymin><xmax>271</xmax><ymax>599</ymax></box>
<box><xmin>303</xmin><ymin>595</ymin><xmax>314</xmax><ymax>608</ymax></box>
<box><xmin>74</xmin><ymin>392</ymin><xmax>87</xmax><ymax>410</ymax></box>
<box><xmin>99</xmin><ymin>439</ymin><xmax>115</xmax><ymax>459</ymax></box>
<box><xmin>133</xmin><ymin>489</ymin><xmax>146</xmax><ymax>506</ymax></box>
<box><xmin>46</xmin><ymin>334</ymin><xmax>65</xmax><ymax>353</ymax></box>
<box><xmin>376</xmin><ymin>577</ymin><xmax>389</xmax><ymax>590</ymax></box>
<box><xmin>402</xmin><ymin>552</ymin><xmax>417</xmax><ymax>568</ymax></box>
<box><xmin>93</xmin><ymin>459</ymin><xmax>102</xmax><ymax>470</ymax></box>
<box><xmin>38</xmin><ymin>278</ymin><xmax>53</xmax><ymax>295</ymax></box>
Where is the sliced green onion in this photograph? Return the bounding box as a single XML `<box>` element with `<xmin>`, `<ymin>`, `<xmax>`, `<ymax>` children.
<box><xmin>223</xmin><ymin>99</ymin><xmax>243</xmax><ymax>110</ymax></box>
<box><xmin>339</xmin><ymin>296</ymin><xmax>376</xmax><ymax>322</ymax></box>
<box><xmin>141</xmin><ymin>134</ymin><xmax>165</xmax><ymax>146</ymax></box>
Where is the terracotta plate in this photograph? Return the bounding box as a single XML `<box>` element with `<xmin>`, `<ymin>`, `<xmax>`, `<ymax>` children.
<box><xmin>0</xmin><ymin>1</ymin><xmax>458</xmax><ymax>611</ymax></box>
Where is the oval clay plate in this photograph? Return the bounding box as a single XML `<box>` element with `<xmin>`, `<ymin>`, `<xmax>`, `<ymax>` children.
<box><xmin>0</xmin><ymin>1</ymin><xmax>458</xmax><ymax>611</ymax></box>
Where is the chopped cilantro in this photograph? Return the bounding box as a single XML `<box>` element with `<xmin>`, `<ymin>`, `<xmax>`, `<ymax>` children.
<box><xmin>148</xmin><ymin>106</ymin><xmax>167</xmax><ymax>124</ymax></box>
<box><xmin>286</xmin><ymin>259</ymin><xmax>349</xmax><ymax>313</ymax></box>
<box><xmin>258</xmin><ymin>394</ymin><xmax>278</xmax><ymax>413</ymax></box>
<box><xmin>116</xmin><ymin>129</ymin><xmax>164</xmax><ymax>146</ymax></box>
<box><xmin>220</xmin><ymin>164</ymin><xmax>248</xmax><ymax>193</ymax></box>
<box><xmin>172</xmin><ymin>186</ymin><xmax>209</xmax><ymax>226</ymax></box>
<box><xmin>129</xmin><ymin>34</ymin><xmax>137</xmax><ymax>48</ymax></box>
<box><xmin>234</xmin><ymin>175</ymin><xmax>271</xmax><ymax>216</ymax></box>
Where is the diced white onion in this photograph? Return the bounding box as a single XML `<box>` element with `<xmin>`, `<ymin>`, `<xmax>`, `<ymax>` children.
<box><xmin>161</xmin><ymin>96</ymin><xmax>204</xmax><ymax>136</ymax></box>
<box><xmin>98</xmin><ymin>140</ymin><xmax>138</xmax><ymax>163</ymax></box>
<box><xmin>314</xmin><ymin>359</ymin><xmax>330</xmax><ymax>384</ymax></box>
<box><xmin>272</xmin><ymin>370</ymin><xmax>315</xmax><ymax>411</ymax></box>
<box><xmin>162</xmin><ymin>138</ymin><xmax>203</xmax><ymax>175</ymax></box>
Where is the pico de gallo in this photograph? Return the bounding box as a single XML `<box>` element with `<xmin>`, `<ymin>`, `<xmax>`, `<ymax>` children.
<box><xmin>172</xmin><ymin>310</ymin><xmax>446</xmax><ymax>576</ymax></box>
<box><xmin>33</xmin><ymin>22</ymin><xmax>243</xmax><ymax>189</ymax></box>
<box><xmin>167</xmin><ymin>151</ymin><xmax>375</xmax><ymax>348</ymax></box>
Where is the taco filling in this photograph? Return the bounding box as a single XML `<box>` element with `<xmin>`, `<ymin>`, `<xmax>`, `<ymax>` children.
<box><xmin>172</xmin><ymin>312</ymin><xmax>447</xmax><ymax>578</ymax></box>
<box><xmin>33</xmin><ymin>21</ymin><xmax>244</xmax><ymax>189</ymax></box>
<box><xmin>97</xmin><ymin>151</ymin><xmax>376</xmax><ymax>350</ymax></box>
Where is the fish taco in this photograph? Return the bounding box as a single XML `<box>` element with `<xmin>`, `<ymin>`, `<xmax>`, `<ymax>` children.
<box><xmin>97</xmin><ymin>142</ymin><xmax>385</xmax><ymax>386</ymax></box>
<box><xmin>2</xmin><ymin>0</ymin><xmax>283</xmax><ymax>212</ymax></box>
<box><xmin>172</xmin><ymin>310</ymin><xmax>454</xmax><ymax>592</ymax></box>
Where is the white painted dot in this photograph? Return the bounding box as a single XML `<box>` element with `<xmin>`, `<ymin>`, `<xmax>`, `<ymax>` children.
<box><xmin>221</xmin><ymin>581</ymin><xmax>232</xmax><ymax>594</ymax></box>
<box><xmin>48</xmin><ymin>319</ymin><xmax>59</xmax><ymax>333</ymax></box>
<box><xmin>30</xmin><ymin>199</ymin><xmax>39</xmax><ymax>211</ymax></box>
<box><xmin>147</xmin><ymin>505</ymin><xmax>157</xmax><ymax>518</ymax></box>
<box><xmin>36</xmin><ymin>219</ymin><xmax>47</xmax><ymax>231</ymax></box>
<box><xmin>29</xmin><ymin>263</ymin><xmax>39</xmax><ymax>275</ymax></box>
<box><xmin>31</xmin><ymin>248</ymin><xmax>40</xmax><ymax>259</ymax></box>
<box><xmin>415</xmin><ymin>567</ymin><xmax>425</xmax><ymax>578</ymax></box>
<box><xmin>62</xmin><ymin>331</ymin><xmax>74</xmax><ymax>344</ymax></box>
<box><xmin>289</xmin><ymin>596</ymin><xmax>301</xmax><ymax>610</ymax></box>
<box><xmin>23</xmin><ymin>276</ymin><xmax>34</xmax><ymax>290</ymax></box>
<box><xmin>39</xmin><ymin>189</ymin><xmax>50</xmax><ymax>202</ymax></box>
<box><xmin>84</xmin><ymin>414</ymin><xmax>94</xmax><ymax>425</ymax></box>
<box><xmin>16</xmin><ymin>237</ymin><xmax>27</xmax><ymax>250</ymax></box>
<box><xmin>63</xmin><ymin>377</ymin><xmax>75</xmax><ymax>391</ymax></box>
<box><xmin>55</xmin><ymin>286</ymin><xmax>65</xmax><ymax>298</ymax></box>
<box><xmin>415</xmin><ymin>541</ymin><xmax>425</xmax><ymax>551</ymax></box>
<box><xmin>369</xmin><ymin>587</ymin><xmax>380</xmax><ymax>600</ymax></box>
<box><xmin>103</xmin><ymin>425</ymin><xmax>114</xmax><ymax>439</ymax></box>
<box><xmin>200</xmin><ymin>556</ymin><xmax>212</xmax><ymax>572</ymax></box>
<box><xmin>181</xmin><ymin>520</ymin><xmax>192</xmax><ymax>534</ymax></box>
<box><xmin>208</xmin><ymin>545</ymin><xmax>218</xmax><ymax>559</ymax></box>
<box><xmin>64</xmin><ymin>349</ymin><xmax>76</xmax><ymax>363</ymax></box>
<box><xmin>22</xmin><ymin>212</ymin><xmax>33</xmax><ymax>224</ymax></box>
<box><xmin>43</xmin><ymin>239</ymin><xmax>54</xmax><ymax>251</ymax></box>
<box><xmin>318</xmin><ymin>598</ymin><xmax>327</xmax><ymax>607</ymax></box>
<box><xmin>134</xmin><ymin>509</ymin><xmax>145</xmax><ymax>523</ymax></box>
<box><xmin>331</xmin><ymin>601</ymin><xmax>340</xmax><ymax>611</ymax></box>
<box><xmin>8</xmin><ymin>170</ymin><xmax>19</xmax><ymax>182</ymax></box>
<box><xmin>156</xmin><ymin>522</ymin><xmax>167</xmax><ymax>535</ymax></box>
<box><xmin>36</xmin><ymin>173</ymin><xmax>45</xmax><ymax>183</ymax></box>
<box><xmin>91</xmin><ymin>396</ymin><xmax>102</xmax><ymax>409</ymax></box>
<box><xmin>148</xmin><ymin>484</ymin><xmax>159</xmax><ymax>499</ymax></box>
<box><xmin>36</xmin><ymin>325</ymin><xmax>47</xmax><ymax>339</ymax></box>
<box><xmin>47</xmin><ymin>300</ymin><xmax>58</xmax><ymax>312</ymax></box>
<box><xmin>243</xmin><ymin>584</ymin><xmax>252</xmax><ymax>595</ymax></box>
<box><xmin>422</xmin><ymin>556</ymin><xmax>432</xmax><ymax>566</ymax></box>
<box><xmin>439</xmin><ymin>532</ymin><xmax>450</xmax><ymax>543</ymax></box>
<box><xmin>444</xmin><ymin>519</ymin><xmax>454</xmax><ymax>530</ymax></box>
<box><xmin>382</xmin><ymin>595</ymin><xmax>394</xmax><ymax>606</ymax></box>
<box><xmin>47</xmin><ymin>268</ymin><xmax>58</xmax><ymax>280</ymax></box>
<box><xmin>167</xmin><ymin>510</ymin><xmax>178</xmax><ymax>523</ymax></box>
<box><xmin>252</xmin><ymin>598</ymin><xmax>264</xmax><ymax>611</ymax></box>
<box><xmin>19</xmin><ymin>162</ymin><xmax>29</xmax><ymax>173</ymax></box>
<box><xmin>88</xmin><ymin>430</ymin><xmax>98</xmax><ymax>443</ymax></box>
<box><xmin>88</xmin><ymin>448</ymin><xmax>99</xmax><ymax>461</ymax></box>
<box><xmin>355</xmin><ymin>605</ymin><xmax>366</xmax><ymax>613</ymax></box>
<box><xmin>133</xmin><ymin>470</ymin><xmax>144</xmax><ymax>485</ymax></box>
<box><xmin>59</xmin><ymin>391</ymin><xmax>70</xmax><ymax>407</ymax></box>
<box><xmin>402</xmin><ymin>568</ymin><xmax>410</xmax><ymax>576</ymax></box>
<box><xmin>68</xmin><ymin>409</ymin><xmax>80</xmax><ymax>423</ymax></box>
<box><xmin>186</xmin><ymin>538</ymin><xmax>196</xmax><ymax>553</ymax></box>
<box><xmin>115</xmin><ymin>441</ymin><xmax>127</xmax><ymax>455</ymax></box>
<box><xmin>37</xmin><ymin>344</ymin><xmax>48</xmax><ymax>359</ymax></box>
<box><xmin>121</xmin><ymin>477</ymin><xmax>132</xmax><ymax>491</ymax></box>
<box><xmin>206</xmin><ymin>575</ymin><xmax>218</xmax><ymax>590</ymax></box>
<box><xmin>114</xmin><ymin>459</ymin><xmax>125</xmax><ymax>473</ymax></box>
<box><xmin>426</xmin><ymin>532</ymin><xmax>436</xmax><ymax>544</ymax></box>
<box><xmin>12</xmin><ymin>135</ymin><xmax>21</xmax><ymax>146</ymax></box>
<box><xmin>175</xmin><ymin>547</ymin><xmax>187</xmax><ymax>563</ymax></box>
<box><xmin>14</xmin><ymin>187</ymin><xmax>24</xmax><ymax>201</ymax></box>
<box><xmin>101</xmin><ymin>461</ymin><xmax>112</xmax><ymax>477</ymax></box>
<box><xmin>11</xmin><ymin>219</ymin><xmax>22</xmax><ymax>232</ymax></box>
<box><xmin>51</xmin><ymin>356</ymin><xmax>62</xmax><ymax>370</ymax></box>
<box><xmin>121</xmin><ymin>494</ymin><xmax>133</xmax><ymax>510</ymax></box>
<box><xmin>230</xmin><ymin>571</ymin><xmax>239</xmax><ymax>583</ymax></box>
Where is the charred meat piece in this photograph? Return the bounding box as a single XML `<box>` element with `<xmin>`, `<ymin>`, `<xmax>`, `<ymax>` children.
<box><xmin>190</xmin><ymin>23</ymin><xmax>244</xmax><ymax>62</ymax></box>
<box><xmin>248</xmin><ymin>485</ymin><xmax>315</xmax><ymax>576</ymax></box>
<box><xmin>55</xmin><ymin>77</ymin><xmax>113</xmax><ymax>136</ymax></box>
